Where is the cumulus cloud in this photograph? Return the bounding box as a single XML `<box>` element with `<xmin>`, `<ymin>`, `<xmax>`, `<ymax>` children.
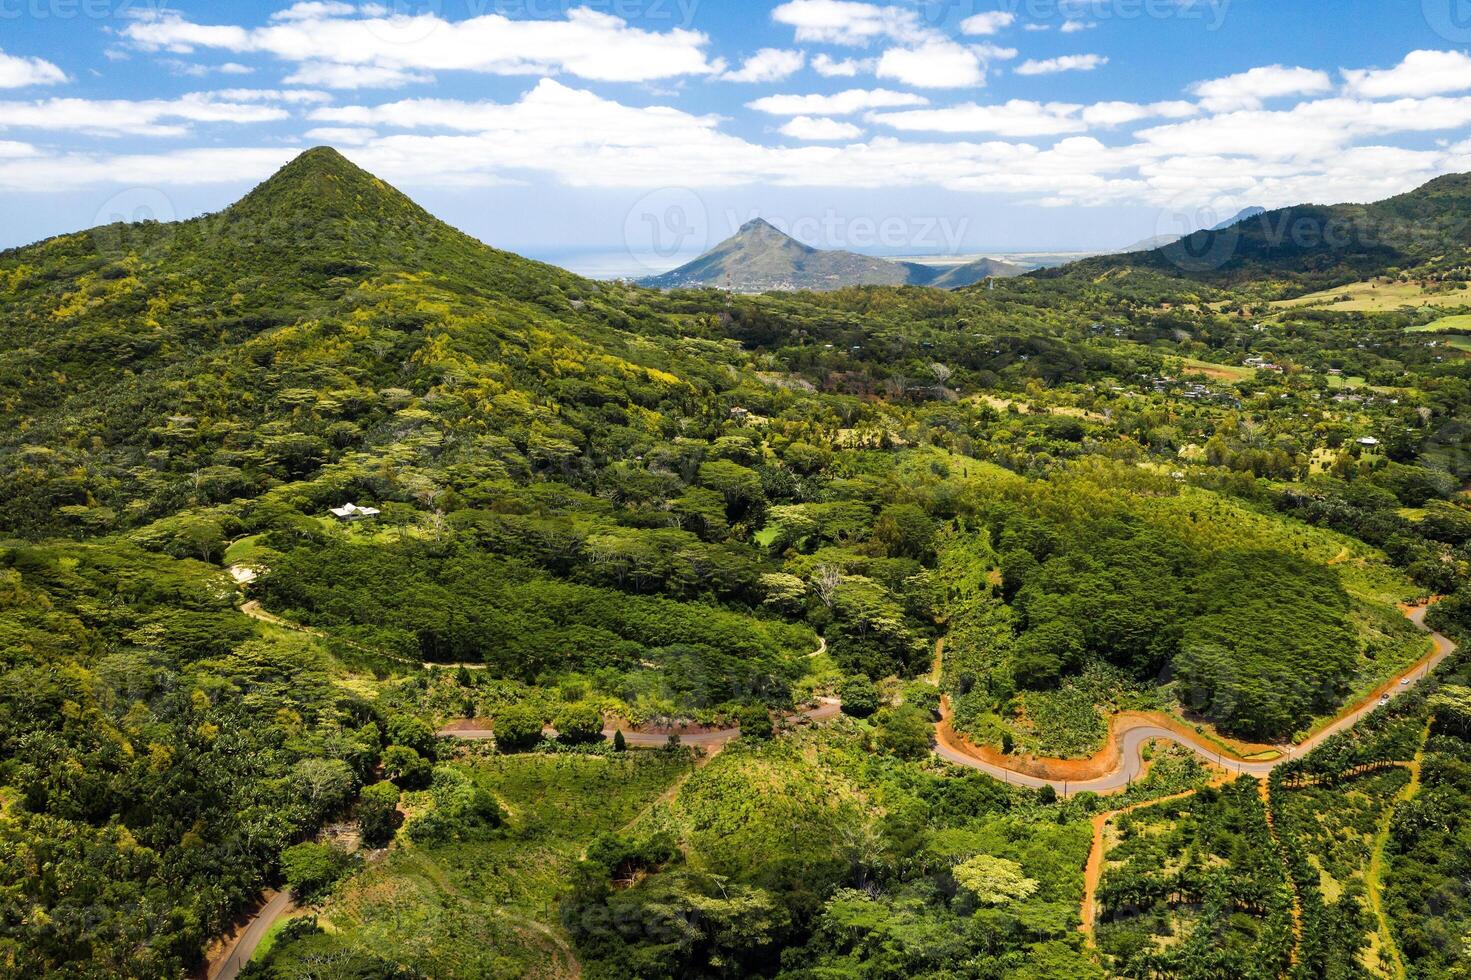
<box><xmin>778</xmin><ymin>116</ymin><xmax>863</xmax><ymax>140</ymax></box>
<box><xmin>812</xmin><ymin>54</ymin><xmax>873</xmax><ymax>77</ymax></box>
<box><xmin>123</xmin><ymin>7</ymin><xmax>720</xmax><ymax>85</ymax></box>
<box><xmin>1342</xmin><ymin>50</ymin><xmax>1471</xmax><ymax>99</ymax></box>
<box><xmin>1015</xmin><ymin>54</ymin><xmax>1107</xmax><ymax>76</ymax></box>
<box><xmin>748</xmin><ymin>88</ymin><xmax>928</xmax><ymax>115</ymax></box>
<box><xmin>0</xmin><ymin>94</ymin><xmax>290</xmax><ymax>137</ymax></box>
<box><xmin>770</xmin><ymin>0</ymin><xmax>929</xmax><ymax>45</ymax></box>
<box><xmin>877</xmin><ymin>42</ymin><xmax>987</xmax><ymax>88</ymax></box>
<box><xmin>959</xmin><ymin>11</ymin><xmax>1016</xmax><ymax>35</ymax></box>
<box><xmin>721</xmin><ymin>49</ymin><xmax>805</xmax><ymax>84</ymax></box>
<box><xmin>1190</xmin><ymin>65</ymin><xmax>1333</xmax><ymax>112</ymax></box>
<box><xmin>0</xmin><ymin>49</ymin><xmax>68</xmax><ymax>88</ymax></box>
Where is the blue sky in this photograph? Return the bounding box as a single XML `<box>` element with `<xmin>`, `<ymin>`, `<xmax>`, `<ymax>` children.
<box><xmin>3</xmin><ymin>0</ymin><xmax>1471</xmax><ymax>274</ymax></box>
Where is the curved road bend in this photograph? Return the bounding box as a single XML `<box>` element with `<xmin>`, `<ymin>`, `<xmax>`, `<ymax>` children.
<box><xmin>935</xmin><ymin>601</ymin><xmax>1458</xmax><ymax>795</ymax></box>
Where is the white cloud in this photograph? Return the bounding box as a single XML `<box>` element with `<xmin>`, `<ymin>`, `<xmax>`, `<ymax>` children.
<box><xmin>748</xmin><ymin>88</ymin><xmax>927</xmax><ymax>115</ymax></box>
<box><xmin>1060</xmin><ymin>20</ymin><xmax>1096</xmax><ymax>33</ymax></box>
<box><xmin>0</xmin><ymin>146</ymin><xmax>297</xmax><ymax>191</ymax></box>
<box><xmin>1081</xmin><ymin>100</ymin><xmax>1198</xmax><ymax>126</ymax></box>
<box><xmin>284</xmin><ymin>63</ymin><xmax>433</xmax><ymax>89</ymax></box>
<box><xmin>877</xmin><ymin>42</ymin><xmax>987</xmax><ymax>88</ymax></box>
<box><xmin>1342</xmin><ymin>50</ymin><xmax>1471</xmax><ymax>99</ymax></box>
<box><xmin>214</xmin><ymin>88</ymin><xmax>333</xmax><ymax>104</ymax></box>
<box><xmin>770</xmin><ymin>0</ymin><xmax>931</xmax><ymax>45</ymax></box>
<box><xmin>871</xmin><ymin>98</ymin><xmax>1197</xmax><ymax>135</ymax></box>
<box><xmin>812</xmin><ymin>54</ymin><xmax>872</xmax><ymax>77</ymax></box>
<box><xmin>220</xmin><ymin>63</ymin><xmax>254</xmax><ymax>75</ymax></box>
<box><xmin>778</xmin><ymin>116</ymin><xmax>863</xmax><ymax>140</ymax></box>
<box><xmin>303</xmin><ymin>125</ymin><xmax>377</xmax><ymax>145</ymax></box>
<box><xmin>271</xmin><ymin>1</ymin><xmax>355</xmax><ymax>20</ymax></box>
<box><xmin>1015</xmin><ymin>54</ymin><xmax>1107</xmax><ymax>76</ymax></box>
<box><xmin>959</xmin><ymin>11</ymin><xmax>1015</xmax><ymax>35</ymax></box>
<box><xmin>1190</xmin><ymin>65</ymin><xmax>1332</xmax><ymax>112</ymax></box>
<box><xmin>123</xmin><ymin>8</ymin><xmax>720</xmax><ymax>85</ymax></box>
<box><xmin>0</xmin><ymin>94</ymin><xmax>289</xmax><ymax>137</ymax></box>
<box><xmin>0</xmin><ymin>49</ymin><xmax>68</xmax><ymax>88</ymax></box>
<box><xmin>721</xmin><ymin>49</ymin><xmax>805</xmax><ymax>84</ymax></box>
<box><xmin>1136</xmin><ymin>96</ymin><xmax>1471</xmax><ymax>160</ymax></box>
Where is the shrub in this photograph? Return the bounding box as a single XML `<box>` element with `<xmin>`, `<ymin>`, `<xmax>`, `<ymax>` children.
<box><xmin>495</xmin><ymin>705</ymin><xmax>545</xmax><ymax>752</ymax></box>
<box><xmin>875</xmin><ymin>705</ymin><xmax>933</xmax><ymax>760</ymax></box>
<box><xmin>554</xmin><ymin>702</ymin><xmax>606</xmax><ymax>745</ymax></box>
<box><xmin>386</xmin><ymin>715</ymin><xmax>437</xmax><ymax>759</ymax></box>
<box><xmin>279</xmin><ymin>843</ymin><xmax>354</xmax><ymax>900</ymax></box>
<box><xmin>839</xmin><ymin>675</ymin><xmax>881</xmax><ymax>718</ymax></box>
<box><xmin>382</xmin><ymin>745</ymin><xmax>432</xmax><ymax>790</ymax></box>
<box><xmin>356</xmin><ymin>781</ymin><xmax>400</xmax><ymax>847</ymax></box>
<box><xmin>737</xmin><ymin>705</ymin><xmax>775</xmax><ymax>741</ymax></box>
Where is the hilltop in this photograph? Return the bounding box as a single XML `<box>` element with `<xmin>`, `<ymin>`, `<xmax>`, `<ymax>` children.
<box><xmin>638</xmin><ymin>217</ymin><xmax>1026</xmax><ymax>292</ymax></box>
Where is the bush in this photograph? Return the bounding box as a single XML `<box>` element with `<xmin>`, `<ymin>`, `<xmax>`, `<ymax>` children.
<box><xmin>279</xmin><ymin>842</ymin><xmax>354</xmax><ymax>900</ymax></box>
<box><xmin>737</xmin><ymin>705</ymin><xmax>775</xmax><ymax>741</ymax></box>
<box><xmin>901</xmin><ymin>682</ymin><xmax>940</xmax><ymax>719</ymax></box>
<box><xmin>404</xmin><ymin>768</ymin><xmax>506</xmax><ymax>845</ymax></box>
<box><xmin>495</xmin><ymin>705</ymin><xmax>545</xmax><ymax>752</ymax></box>
<box><xmin>554</xmin><ymin>702</ymin><xmax>606</xmax><ymax>745</ymax></box>
<box><xmin>875</xmin><ymin>705</ymin><xmax>933</xmax><ymax>760</ymax></box>
<box><xmin>839</xmin><ymin>675</ymin><xmax>881</xmax><ymax>718</ymax></box>
<box><xmin>386</xmin><ymin>715</ymin><xmax>437</xmax><ymax>759</ymax></box>
<box><xmin>382</xmin><ymin>745</ymin><xmax>432</xmax><ymax>790</ymax></box>
<box><xmin>356</xmin><ymin>781</ymin><xmax>400</xmax><ymax>847</ymax></box>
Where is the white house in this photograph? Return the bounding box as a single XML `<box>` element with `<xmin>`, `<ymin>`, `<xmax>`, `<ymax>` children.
<box><xmin>1355</xmin><ymin>436</ymin><xmax>1380</xmax><ymax>448</ymax></box>
<box><xmin>329</xmin><ymin>503</ymin><xmax>381</xmax><ymax>521</ymax></box>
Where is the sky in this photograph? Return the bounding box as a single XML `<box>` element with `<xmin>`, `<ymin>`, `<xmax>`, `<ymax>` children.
<box><xmin>3</xmin><ymin>0</ymin><xmax>1471</xmax><ymax>275</ymax></box>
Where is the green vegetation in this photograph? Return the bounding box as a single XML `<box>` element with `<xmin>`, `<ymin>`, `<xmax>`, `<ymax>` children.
<box><xmin>1</xmin><ymin>149</ymin><xmax>1469</xmax><ymax>977</ymax></box>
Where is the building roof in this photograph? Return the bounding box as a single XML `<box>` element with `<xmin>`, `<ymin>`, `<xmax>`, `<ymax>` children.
<box><xmin>329</xmin><ymin>503</ymin><xmax>381</xmax><ymax>518</ymax></box>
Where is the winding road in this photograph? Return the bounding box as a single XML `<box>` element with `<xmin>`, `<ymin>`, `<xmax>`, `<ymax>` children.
<box><xmin>244</xmin><ymin>589</ymin><xmax>1456</xmax><ymax>797</ymax></box>
<box><xmin>934</xmin><ymin>601</ymin><xmax>1456</xmax><ymax>795</ymax></box>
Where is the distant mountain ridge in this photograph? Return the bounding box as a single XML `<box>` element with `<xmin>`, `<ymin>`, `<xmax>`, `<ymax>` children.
<box><xmin>638</xmin><ymin>218</ymin><xmax>1027</xmax><ymax>292</ymax></box>
<box><xmin>1051</xmin><ymin>176</ymin><xmax>1471</xmax><ymax>291</ymax></box>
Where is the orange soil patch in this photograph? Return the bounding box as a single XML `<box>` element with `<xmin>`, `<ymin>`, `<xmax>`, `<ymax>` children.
<box><xmin>938</xmin><ymin>707</ymin><xmax>1276</xmax><ymax>782</ymax></box>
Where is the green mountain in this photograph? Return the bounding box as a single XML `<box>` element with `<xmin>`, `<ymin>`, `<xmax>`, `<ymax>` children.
<box><xmin>639</xmin><ymin>217</ymin><xmax>930</xmax><ymax>291</ymax></box>
<box><xmin>636</xmin><ymin>217</ymin><xmax>1025</xmax><ymax>292</ymax></box>
<box><xmin>925</xmin><ymin>254</ymin><xmax>1030</xmax><ymax>288</ymax></box>
<box><xmin>1051</xmin><ymin>175</ymin><xmax>1471</xmax><ymax>292</ymax></box>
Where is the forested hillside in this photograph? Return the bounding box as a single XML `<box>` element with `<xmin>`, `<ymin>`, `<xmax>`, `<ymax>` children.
<box><xmin>2</xmin><ymin>149</ymin><xmax>1470</xmax><ymax>978</ymax></box>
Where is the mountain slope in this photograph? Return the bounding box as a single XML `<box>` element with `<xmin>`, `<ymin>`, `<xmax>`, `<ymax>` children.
<box><xmin>640</xmin><ymin>217</ymin><xmax>929</xmax><ymax>291</ymax></box>
<box><xmin>926</xmin><ymin>255</ymin><xmax>1030</xmax><ymax>288</ymax></box>
<box><xmin>1048</xmin><ymin>176</ymin><xmax>1471</xmax><ymax>292</ymax></box>
<box><xmin>0</xmin><ymin>148</ymin><xmax>746</xmax><ymax>534</ymax></box>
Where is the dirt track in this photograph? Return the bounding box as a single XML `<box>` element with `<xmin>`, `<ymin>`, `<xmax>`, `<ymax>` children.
<box><xmin>932</xmin><ymin>600</ymin><xmax>1456</xmax><ymax>796</ymax></box>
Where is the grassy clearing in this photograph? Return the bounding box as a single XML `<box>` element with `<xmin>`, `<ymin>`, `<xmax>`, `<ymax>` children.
<box><xmin>1178</xmin><ymin>357</ymin><xmax>1254</xmax><ymax>383</ymax></box>
<box><xmin>1274</xmin><ymin>279</ymin><xmax>1467</xmax><ymax>313</ymax></box>
<box><xmin>271</xmin><ymin>752</ymin><xmax>688</xmax><ymax>979</ymax></box>
<box><xmin>1406</xmin><ymin>313</ymin><xmax>1471</xmax><ymax>332</ymax></box>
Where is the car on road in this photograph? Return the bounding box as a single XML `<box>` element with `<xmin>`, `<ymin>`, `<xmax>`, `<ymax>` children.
<box><xmin>1401</xmin><ymin>677</ymin><xmax>1411</xmax><ymax>686</ymax></box>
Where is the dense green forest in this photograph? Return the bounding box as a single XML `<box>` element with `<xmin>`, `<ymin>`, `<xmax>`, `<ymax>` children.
<box><xmin>1</xmin><ymin>149</ymin><xmax>1469</xmax><ymax>978</ymax></box>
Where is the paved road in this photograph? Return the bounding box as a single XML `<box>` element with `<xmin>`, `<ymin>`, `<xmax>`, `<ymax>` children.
<box><xmin>935</xmin><ymin>602</ymin><xmax>1458</xmax><ymax>795</ymax></box>
<box><xmin>208</xmin><ymin>889</ymin><xmax>294</xmax><ymax>980</ymax></box>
